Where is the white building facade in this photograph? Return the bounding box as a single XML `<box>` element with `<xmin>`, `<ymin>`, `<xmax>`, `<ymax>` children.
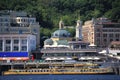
<box><xmin>0</xmin><ymin>34</ymin><xmax>36</xmax><ymax>60</ymax></box>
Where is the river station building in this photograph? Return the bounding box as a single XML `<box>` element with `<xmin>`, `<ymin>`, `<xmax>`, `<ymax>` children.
<box><xmin>41</xmin><ymin>20</ymin><xmax>102</xmax><ymax>62</ymax></box>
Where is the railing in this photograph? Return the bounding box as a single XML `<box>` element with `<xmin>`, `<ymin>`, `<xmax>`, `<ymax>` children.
<box><xmin>41</xmin><ymin>48</ymin><xmax>97</xmax><ymax>53</ymax></box>
<box><xmin>0</xmin><ymin>61</ymin><xmax>120</xmax><ymax>66</ymax></box>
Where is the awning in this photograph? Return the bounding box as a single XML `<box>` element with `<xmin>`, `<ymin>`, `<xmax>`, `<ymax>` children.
<box><xmin>45</xmin><ymin>57</ymin><xmax>59</xmax><ymax>60</ymax></box>
<box><xmin>94</xmin><ymin>57</ymin><xmax>100</xmax><ymax>60</ymax></box>
<box><xmin>89</xmin><ymin>44</ymin><xmax>96</xmax><ymax>46</ymax></box>
<box><xmin>53</xmin><ymin>57</ymin><xmax>58</xmax><ymax>60</ymax></box>
<box><xmin>66</xmin><ymin>57</ymin><xmax>72</xmax><ymax>60</ymax></box>
<box><xmin>45</xmin><ymin>58</ymin><xmax>52</xmax><ymax>60</ymax></box>
<box><xmin>0</xmin><ymin>57</ymin><xmax>29</xmax><ymax>60</ymax></box>
<box><xmin>87</xmin><ymin>57</ymin><xmax>92</xmax><ymax>60</ymax></box>
<box><xmin>79</xmin><ymin>57</ymin><xmax>86</xmax><ymax>60</ymax></box>
<box><xmin>59</xmin><ymin>57</ymin><xmax>65</xmax><ymax>60</ymax></box>
<box><xmin>79</xmin><ymin>57</ymin><xmax>100</xmax><ymax>60</ymax></box>
<box><xmin>99</xmin><ymin>50</ymin><xmax>106</xmax><ymax>54</ymax></box>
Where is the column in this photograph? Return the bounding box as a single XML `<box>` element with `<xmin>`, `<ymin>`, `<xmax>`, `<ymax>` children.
<box><xmin>27</xmin><ymin>37</ymin><xmax>29</xmax><ymax>52</ymax></box>
<box><xmin>19</xmin><ymin>37</ymin><xmax>21</xmax><ymax>51</ymax></box>
<box><xmin>79</xmin><ymin>45</ymin><xmax>81</xmax><ymax>49</ymax></box>
<box><xmin>2</xmin><ymin>37</ymin><xmax>5</xmax><ymax>52</ymax></box>
<box><xmin>11</xmin><ymin>37</ymin><xmax>13</xmax><ymax>52</ymax></box>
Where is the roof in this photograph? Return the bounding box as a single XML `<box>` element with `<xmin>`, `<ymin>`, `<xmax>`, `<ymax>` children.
<box><xmin>57</xmin><ymin>40</ymin><xmax>68</xmax><ymax>45</ymax></box>
<box><xmin>44</xmin><ymin>39</ymin><xmax>53</xmax><ymax>45</ymax></box>
<box><xmin>52</xmin><ymin>29</ymin><xmax>70</xmax><ymax>38</ymax></box>
<box><xmin>68</xmin><ymin>41</ymin><xmax>89</xmax><ymax>44</ymax></box>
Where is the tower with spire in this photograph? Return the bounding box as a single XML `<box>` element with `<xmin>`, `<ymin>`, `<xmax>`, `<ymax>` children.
<box><xmin>59</xmin><ymin>20</ymin><xmax>64</xmax><ymax>29</ymax></box>
<box><xmin>76</xmin><ymin>20</ymin><xmax>82</xmax><ymax>41</ymax></box>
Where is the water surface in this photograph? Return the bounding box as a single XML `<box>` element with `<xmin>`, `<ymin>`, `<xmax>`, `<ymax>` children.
<box><xmin>0</xmin><ymin>75</ymin><xmax>120</xmax><ymax>80</ymax></box>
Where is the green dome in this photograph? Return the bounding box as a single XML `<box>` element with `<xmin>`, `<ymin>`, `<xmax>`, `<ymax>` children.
<box><xmin>44</xmin><ymin>39</ymin><xmax>53</xmax><ymax>45</ymax></box>
<box><xmin>52</xmin><ymin>29</ymin><xmax>70</xmax><ymax>38</ymax></box>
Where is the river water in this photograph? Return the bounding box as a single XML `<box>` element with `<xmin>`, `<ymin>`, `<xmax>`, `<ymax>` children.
<box><xmin>0</xmin><ymin>75</ymin><xmax>120</xmax><ymax>80</ymax></box>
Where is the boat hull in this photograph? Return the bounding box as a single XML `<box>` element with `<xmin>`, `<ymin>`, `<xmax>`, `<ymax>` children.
<box><xmin>3</xmin><ymin>71</ymin><xmax>114</xmax><ymax>75</ymax></box>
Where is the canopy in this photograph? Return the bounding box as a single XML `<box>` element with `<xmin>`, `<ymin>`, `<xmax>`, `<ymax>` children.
<box><xmin>66</xmin><ymin>57</ymin><xmax>72</xmax><ymax>60</ymax></box>
<box><xmin>59</xmin><ymin>57</ymin><xmax>65</xmax><ymax>60</ymax></box>
<box><xmin>79</xmin><ymin>57</ymin><xmax>86</xmax><ymax>60</ymax></box>
<box><xmin>79</xmin><ymin>57</ymin><xmax>100</xmax><ymax>60</ymax></box>
<box><xmin>94</xmin><ymin>57</ymin><xmax>100</xmax><ymax>60</ymax></box>
<box><xmin>45</xmin><ymin>58</ymin><xmax>52</xmax><ymax>60</ymax></box>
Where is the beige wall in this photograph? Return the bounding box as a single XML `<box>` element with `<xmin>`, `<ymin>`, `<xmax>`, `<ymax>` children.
<box><xmin>83</xmin><ymin>19</ymin><xmax>120</xmax><ymax>48</ymax></box>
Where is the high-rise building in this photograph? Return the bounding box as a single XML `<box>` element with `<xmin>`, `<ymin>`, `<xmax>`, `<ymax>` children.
<box><xmin>82</xmin><ymin>17</ymin><xmax>120</xmax><ymax>48</ymax></box>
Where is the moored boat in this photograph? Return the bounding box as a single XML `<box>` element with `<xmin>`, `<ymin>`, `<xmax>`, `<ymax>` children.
<box><xmin>3</xmin><ymin>63</ymin><xmax>113</xmax><ymax>75</ymax></box>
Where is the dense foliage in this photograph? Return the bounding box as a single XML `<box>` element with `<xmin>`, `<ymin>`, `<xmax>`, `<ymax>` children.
<box><xmin>0</xmin><ymin>0</ymin><xmax>120</xmax><ymax>46</ymax></box>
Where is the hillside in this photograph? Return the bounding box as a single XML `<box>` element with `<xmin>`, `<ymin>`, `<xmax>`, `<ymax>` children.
<box><xmin>0</xmin><ymin>0</ymin><xmax>120</xmax><ymax>46</ymax></box>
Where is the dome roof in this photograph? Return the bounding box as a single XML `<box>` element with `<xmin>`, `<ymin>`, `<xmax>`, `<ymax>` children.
<box><xmin>52</xmin><ymin>29</ymin><xmax>70</xmax><ymax>38</ymax></box>
<box><xmin>44</xmin><ymin>39</ymin><xmax>53</xmax><ymax>45</ymax></box>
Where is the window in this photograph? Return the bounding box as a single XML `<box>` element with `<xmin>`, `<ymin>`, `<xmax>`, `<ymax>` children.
<box><xmin>14</xmin><ymin>39</ymin><xmax>19</xmax><ymax>44</ymax></box>
<box><xmin>97</xmin><ymin>39</ymin><xmax>100</xmax><ymax>44</ymax></box>
<box><xmin>75</xmin><ymin>45</ymin><xmax>79</xmax><ymax>49</ymax></box>
<box><xmin>115</xmin><ymin>30</ymin><xmax>120</xmax><ymax>32</ymax></box>
<box><xmin>17</xmin><ymin>19</ymin><xmax>20</xmax><ymax>22</ymax></box>
<box><xmin>21</xmin><ymin>19</ymin><xmax>23</xmax><ymax>22</ymax></box>
<box><xmin>5</xmin><ymin>46</ymin><xmax>11</xmax><ymax>51</ymax></box>
<box><xmin>5</xmin><ymin>23</ymin><xmax>9</xmax><ymax>26</ymax></box>
<box><xmin>5</xmin><ymin>18</ymin><xmax>8</xmax><ymax>22</ymax></box>
<box><xmin>21</xmin><ymin>39</ymin><xmax>27</xmax><ymax>44</ymax></box>
<box><xmin>110</xmin><ymin>39</ymin><xmax>113</xmax><ymax>42</ymax></box>
<box><xmin>109</xmin><ymin>29</ymin><xmax>113</xmax><ymax>32</ymax></box>
<box><xmin>109</xmin><ymin>34</ymin><xmax>113</xmax><ymax>37</ymax></box>
<box><xmin>103</xmin><ymin>34</ymin><xmax>107</xmax><ymax>37</ymax></box>
<box><xmin>0</xmin><ymin>18</ymin><xmax>3</xmax><ymax>22</ymax></box>
<box><xmin>13</xmin><ymin>46</ymin><xmax>19</xmax><ymax>51</ymax></box>
<box><xmin>55</xmin><ymin>34</ymin><xmax>58</xmax><ymax>36</ymax></box>
<box><xmin>115</xmin><ymin>34</ymin><xmax>119</xmax><ymax>38</ymax></box>
<box><xmin>103</xmin><ymin>29</ymin><xmax>107</xmax><ymax>32</ymax></box>
<box><xmin>97</xmin><ymin>33</ymin><xmax>100</xmax><ymax>37</ymax></box>
<box><xmin>6</xmin><ymin>40</ymin><xmax>11</xmax><ymax>44</ymax></box>
<box><xmin>23</xmin><ymin>19</ymin><xmax>25</xmax><ymax>22</ymax></box>
<box><xmin>21</xmin><ymin>46</ymin><xmax>27</xmax><ymax>51</ymax></box>
<box><xmin>104</xmin><ymin>39</ymin><xmax>107</xmax><ymax>42</ymax></box>
<box><xmin>5</xmin><ymin>28</ymin><xmax>9</xmax><ymax>32</ymax></box>
<box><xmin>116</xmin><ymin>39</ymin><xmax>119</xmax><ymax>41</ymax></box>
<box><xmin>81</xmin><ymin>45</ymin><xmax>86</xmax><ymax>49</ymax></box>
<box><xmin>97</xmin><ymin>29</ymin><xmax>100</xmax><ymax>32</ymax></box>
<box><xmin>0</xmin><ymin>23</ymin><xmax>2</xmax><ymax>26</ymax></box>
